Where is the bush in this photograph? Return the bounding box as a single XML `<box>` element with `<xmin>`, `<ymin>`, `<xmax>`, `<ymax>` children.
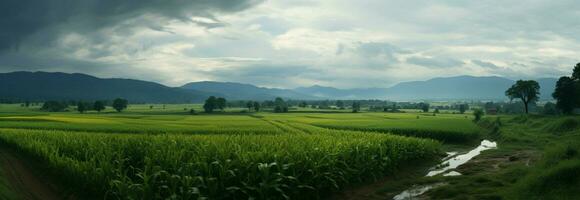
<box><xmin>41</xmin><ymin>101</ymin><xmax>68</xmax><ymax>112</ymax></box>
<box><xmin>473</xmin><ymin>109</ymin><xmax>485</xmax><ymax>122</ymax></box>
<box><xmin>544</xmin><ymin>117</ymin><xmax>580</xmax><ymax>133</ymax></box>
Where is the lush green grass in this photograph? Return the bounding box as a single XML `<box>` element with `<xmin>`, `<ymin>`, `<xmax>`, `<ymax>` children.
<box><xmin>399</xmin><ymin>115</ymin><xmax>580</xmax><ymax>200</ymax></box>
<box><xmin>0</xmin><ymin>104</ymin><xmax>488</xmax><ymax>199</ymax></box>
<box><xmin>293</xmin><ymin>113</ymin><xmax>480</xmax><ymax>142</ymax></box>
<box><xmin>0</xmin><ymin>126</ymin><xmax>439</xmax><ymax>199</ymax></box>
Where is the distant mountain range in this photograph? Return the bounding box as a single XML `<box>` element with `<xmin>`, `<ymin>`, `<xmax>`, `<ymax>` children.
<box><xmin>0</xmin><ymin>71</ymin><xmax>212</xmax><ymax>103</ymax></box>
<box><xmin>0</xmin><ymin>71</ymin><xmax>558</xmax><ymax>103</ymax></box>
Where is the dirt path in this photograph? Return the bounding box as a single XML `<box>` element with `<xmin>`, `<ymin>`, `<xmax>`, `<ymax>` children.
<box><xmin>0</xmin><ymin>149</ymin><xmax>61</xmax><ymax>200</ymax></box>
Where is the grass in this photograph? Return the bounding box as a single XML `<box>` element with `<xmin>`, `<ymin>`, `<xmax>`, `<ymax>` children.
<box><xmin>388</xmin><ymin>114</ymin><xmax>580</xmax><ymax>200</ymax></box>
<box><xmin>16</xmin><ymin>104</ymin><xmax>580</xmax><ymax>199</ymax></box>
<box><xmin>0</xmin><ymin>104</ymin><xmax>469</xmax><ymax>199</ymax></box>
<box><xmin>0</xmin><ymin>126</ymin><xmax>439</xmax><ymax>199</ymax></box>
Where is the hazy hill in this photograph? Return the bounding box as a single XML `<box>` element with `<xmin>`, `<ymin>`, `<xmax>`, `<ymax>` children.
<box><xmin>294</xmin><ymin>76</ymin><xmax>557</xmax><ymax>100</ymax></box>
<box><xmin>294</xmin><ymin>85</ymin><xmax>387</xmax><ymax>99</ymax></box>
<box><xmin>181</xmin><ymin>81</ymin><xmax>316</xmax><ymax>100</ymax></box>
<box><xmin>1</xmin><ymin>72</ymin><xmax>559</xmax><ymax>102</ymax></box>
<box><xmin>0</xmin><ymin>71</ymin><xmax>211</xmax><ymax>103</ymax></box>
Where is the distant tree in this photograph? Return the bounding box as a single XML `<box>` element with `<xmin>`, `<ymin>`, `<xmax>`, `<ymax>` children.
<box><xmin>253</xmin><ymin>102</ymin><xmax>260</xmax><ymax>112</ymax></box>
<box><xmin>352</xmin><ymin>101</ymin><xmax>361</xmax><ymax>113</ymax></box>
<box><xmin>24</xmin><ymin>101</ymin><xmax>30</xmax><ymax>107</ymax></box>
<box><xmin>459</xmin><ymin>104</ymin><xmax>469</xmax><ymax>114</ymax></box>
<box><xmin>298</xmin><ymin>101</ymin><xmax>308</xmax><ymax>108</ymax></box>
<box><xmin>420</xmin><ymin>103</ymin><xmax>430</xmax><ymax>113</ymax></box>
<box><xmin>41</xmin><ymin>101</ymin><xmax>68</xmax><ymax>112</ymax></box>
<box><xmin>553</xmin><ymin>76</ymin><xmax>577</xmax><ymax>114</ymax></box>
<box><xmin>542</xmin><ymin>102</ymin><xmax>560</xmax><ymax>115</ymax></box>
<box><xmin>93</xmin><ymin>101</ymin><xmax>105</xmax><ymax>112</ymax></box>
<box><xmin>77</xmin><ymin>101</ymin><xmax>87</xmax><ymax>113</ymax></box>
<box><xmin>112</xmin><ymin>98</ymin><xmax>128</xmax><ymax>112</ymax></box>
<box><xmin>505</xmin><ymin>80</ymin><xmax>540</xmax><ymax>114</ymax></box>
<box><xmin>204</xmin><ymin>96</ymin><xmax>217</xmax><ymax>113</ymax></box>
<box><xmin>246</xmin><ymin>101</ymin><xmax>254</xmax><ymax>111</ymax></box>
<box><xmin>150</xmin><ymin>105</ymin><xmax>154</xmax><ymax>109</ymax></box>
<box><xmin>336</xmin><ymin>100</ymin><xmax>345</xmax><ymax>109</ymax></box>
<box><xmin>216</xmin><ymin>97</ymin><xmax>227</xmax><ymax>110</ymax></box>
<box><xmin>189</xmin><ymin>109</ymin><xmax>196</xmax><ymax>115</ymax></box>
<box><xmin>273</xmin><ymin>97</ymin><xmax>288</xmax><ymax>113</ymax></box>
<box><xmin>473</xmin><ymin>109</ymin><xmax>484</xmax><ymax>122</ymax></box>
<box><xmin>434</xmin><ymin>108</ymin><xmax>440</xmax><ymax>114</ymax></box>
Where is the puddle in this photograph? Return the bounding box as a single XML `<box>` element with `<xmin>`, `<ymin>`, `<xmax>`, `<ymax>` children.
<box><xmin>393</xmin><ymin>140</ymin><xmax>497</xmax><ymax>200</ymax></box>
<box><xmin>443</xmin><ymin>171</ymin><xmax>462</xmax><ymax>176</ymax></box>
<box><xmin>393</xmin><ymin>183</ymin><xmax>446</xmax><ymax>200</ymax></box>
<box><xmin>427</xmin><ymin>140</ymin><xmax>497</xmax><ymax>177</ymax></box>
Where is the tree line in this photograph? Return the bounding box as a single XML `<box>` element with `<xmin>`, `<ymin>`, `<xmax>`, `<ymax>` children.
<box><xmin>41</xmin><ymin>98</ymin><xmax>129</xmax><ymax>113</ymax></box>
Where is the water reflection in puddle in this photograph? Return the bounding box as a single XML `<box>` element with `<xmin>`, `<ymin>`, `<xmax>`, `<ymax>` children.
<box><xmin>393</xmin><ymin>183</ymin><xmax>446</xmax><ymax>200</ymax></box>
<box><xmin>427</xmin><ymin>140</ymin><xmax>497</xmax><ymax>177</ymax></box>
<box><xmin>393</xmin><ymin>140</ymin><xmax>497</xmax><ymax>200</ymax></box>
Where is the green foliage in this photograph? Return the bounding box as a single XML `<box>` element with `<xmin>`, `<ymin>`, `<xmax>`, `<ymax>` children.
<box><xmin>77</xmin><ymin>102</ymin><xmax>86</xmax><ymax>113</ymax></box>
<box><xmin>273</xmin><ymin>97</ymin><xmax>289</xmax><ymax>113</ymax></box>
<box><xmin>112</xmin><ymin>98</ymin><xmax>128</xmax><ymax>112</ymax></box>
<box><xmin>553</xmin><ymin>76</ymin><xmax>578</xmax><ymax>114</ymax></box>
<box><xmin>93</xmin><ymin>101</ymin><xmax>105</xmax><ymax>112</ymax></box>
<box><xmin>352</xmin><ymin>101</ymin><xmax>360</xmax><ymax>113</ymax></box>
<box><xmin>506</xmin><ymin>80</ymin><xmax>540</xmax><ymax>114</ymax></box>
<box><xmin>542</xmin><ymin>102</ymin><xmax>560</xmax><ymax>115</ymax></box>
<box><xmin>512</xmin><ymin>144</ymin><xmax>580</xmax><ymax>200</ymax></box>
<box><xmin>0</xmin><ymin>126</ymin><xmax>439</xmax><ymax>199</ymax></box>
<box><xmin>203</xmin><ymin>96</ymin><xmax>224</xmax><ymax>113</ymax></box>
<box><xmin>420</xmin><ymin>103</ymin><xmax>430</xmax><ymax>113</ymax></box>
<box><xmin>544</xmin><ymin>117</ymin><xmax>580</xmax><ymax>133</ymax></box>
<box><xmin>473</xmin><ymin>109</ymin><xmax>484</xmax><ymax>122</ymax></box>
<box><xmin>41</xmin><ymin>101</ymin><xmax>68</xmax><ymax>112</ymax></box>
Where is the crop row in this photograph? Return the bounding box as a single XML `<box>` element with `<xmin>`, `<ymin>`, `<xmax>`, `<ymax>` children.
<box><xmin>314</xmin><ymin>124</ymin><xmax>478</xmax><ymax>143</ymax></box>
<box><xmin>0</xmin><ymin>126</ymin><xmax>439</xmax><ymax>199</ymax></box>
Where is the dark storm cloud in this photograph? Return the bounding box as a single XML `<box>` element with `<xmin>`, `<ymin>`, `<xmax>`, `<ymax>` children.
<box><xmin>0</xmin><ymin>0</ymin><xmax>263</xmax><ymax>51</ymax></box>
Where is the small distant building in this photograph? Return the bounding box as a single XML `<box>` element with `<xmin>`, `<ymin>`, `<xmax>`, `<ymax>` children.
<box><xmin>486</xmin><ymin>107</ymin><xmax>498</xmax><ymax>115</ymax></box>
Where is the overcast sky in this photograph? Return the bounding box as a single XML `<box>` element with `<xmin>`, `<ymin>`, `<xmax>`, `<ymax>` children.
<box><xmin>1</xmin><ymin>0</ymin><xmax>579</xmax><ymax>88</ymax></box>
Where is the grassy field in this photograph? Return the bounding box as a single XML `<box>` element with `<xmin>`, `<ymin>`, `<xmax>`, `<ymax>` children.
<box><xmin>0</xmin><ymin>104</ymin><xmax>468</xmax><ymax>199</ymax></box>
<box><xmin>2</xmin><ymin>104</ymin><xmax>578</xmax><ymax>199</ymax></box>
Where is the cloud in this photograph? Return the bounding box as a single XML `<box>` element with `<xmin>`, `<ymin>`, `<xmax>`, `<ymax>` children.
<box><xmin>472</xmin><ymin>60</ymin><xmax>500</xmax><ymax>69</ymax></box>
<box><xmin>0</xmin><ymin>0</ymin><xmax>264</xmax><ymax>51</ymax></box>
<box><xmin>407</xmin><ymin>56</ymin><xmax>464</xmax><ymax>68</ymax></box>
<box><xmin>1</xmin><ymin>0</ymin><xmax>579</xmax><ymax>89</ymax></box>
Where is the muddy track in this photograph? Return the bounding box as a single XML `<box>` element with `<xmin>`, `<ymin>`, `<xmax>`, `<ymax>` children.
<box><xmin>0</xmin><ymin>149</ymin><xmax>61</xmax><ymax>200</ymax></box>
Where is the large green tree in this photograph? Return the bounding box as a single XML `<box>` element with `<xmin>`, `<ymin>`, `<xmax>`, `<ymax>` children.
<box><xmin>203</xmin><ymin>96</ymin><xmax>217</xmax><ymax>113</ymax></box>
<box><xmin>77</xmin><ymin>101</ymin><xmax>87</xmax><ymax>113</ymax></box>
<box><xmin>112</xmin><ymin>98</ymin><xmax>128</xmax><ymax>112</ymax></box>
<box><xmin>93</xmin><ymin>101</ymin><xmax>106</xmax><ymax>112</ymax></box>
<box><xmin>553</xmin><ymin>63</ymin><xmax>580</xmax><ymax>114</ymax></box>
<box><xmin>216</xmin><ymin>97</ymin><xmax>227</xmax><ymax>111</ymax></box>
<box><xmin>505</xmin><ymin>80</ymin><xmax>540</xmax><ymax>114</ymax></box>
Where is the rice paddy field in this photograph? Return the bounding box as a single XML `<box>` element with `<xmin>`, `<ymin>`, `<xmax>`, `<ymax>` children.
<box><xmin>0</xmin><ymin>104</ymin><xmax>484</xmax><ymax>199</ymax></box>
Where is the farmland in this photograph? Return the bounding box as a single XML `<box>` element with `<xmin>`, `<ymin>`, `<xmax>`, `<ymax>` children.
<box><xmin>0</xmin><ymin>104</ymin><xmax>468</xmax><ymax>199</ymax></box>
<box><xmin>1</xmin><ymin>103</ymin><xmax>579</xmax><ymax>199</ymax></box>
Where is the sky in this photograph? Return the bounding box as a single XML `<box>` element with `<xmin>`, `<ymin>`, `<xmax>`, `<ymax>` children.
<box><xmin>1</xmin><ymin>0</ymin><xmax>579</xmax><ymax>88</ymax></box>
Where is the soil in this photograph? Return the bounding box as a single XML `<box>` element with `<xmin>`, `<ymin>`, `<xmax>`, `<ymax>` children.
<box><xmin>0</xmin><ymin>149</ymin><xmax>61</xmax><ymax>200</ymax></box>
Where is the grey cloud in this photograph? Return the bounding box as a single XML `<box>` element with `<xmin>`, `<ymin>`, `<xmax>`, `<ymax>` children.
<box><xmin>407</xmin><ymin>56</ymin><xmax>464</xmax><ymax>68</ymax></box>
<box><xmin>0</xmin><ymin>0</ymin><xmax>264</xmax><ymax>51</ymax></box>
<box><xmin>472</xmin><ymin>60</ymin><xmax>500</xmax><ymax>69</ymax></box>
<box><xmin>356</xmin><ymin>42</ymin><xmax>406</xmax><ymax>58</ymax></box>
